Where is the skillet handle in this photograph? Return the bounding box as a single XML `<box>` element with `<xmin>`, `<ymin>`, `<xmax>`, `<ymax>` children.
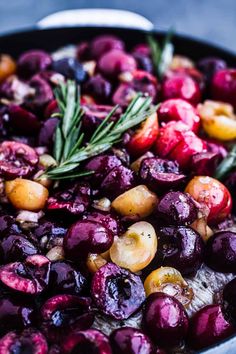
<box><xmin>37</xmin><ymin>8</ymin><xmax>153</xmax><ymax>30</ymax></box>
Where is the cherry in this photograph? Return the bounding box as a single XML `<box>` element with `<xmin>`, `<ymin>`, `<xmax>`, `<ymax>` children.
<box><xmin>211</xmin><ymin>69</ymin><xmax>236</xmax><ymax>109</ymax></box>
<box><xmin>64</xmin><ymin>220</ymin><xmax>113</xmax><ymax>262</ymax></box>
<box><xmin>0</xmin><ymin>141</ymin><xmax>38</xmax><ymax>179</ymax></box>
<box><xmin>90</xmin><ymin>35</ymin><xmax>124</xmax><ymax>59</ymax></box>
<box><xmin>187</xmin><ymin>304</ymin><xmax>234</xmax><ymax>350</ymax></box>
<box><xmin>25</xmin><ymin>74</ymin><xmax>54</xmax><ymax>112</ymax></box>
<box><xmin>62</xmin><ymin>329</ymin><xmax>112</xmax><ymax>354</ymax></box>
<box><xmin>157</xmin><ymin>98</ymin><xmax>200</xmax><ymax>132</ymax></box>
<box><xmin>83</xmin><ymin>74</ymin><xmax>112</xmax><ymax>103</ymax></box>
<box><xmin>0</xmin><ymin>234</ymin><xmax>38</xmax><ymax>263</ymax></box>
<box><xmin>223</xmin><ymin>277</ymin><xmax>236</xmax><ymax>326</ymax></box>
<box><xmin>8</xmin><ymin>105</ymin><xmax>40</xmax><ymax>135</ymax></box>
<box><xmin>205</xmin><ymin>231</ymin><xmax>236</xmax><ymax>273</ymax></box>
<box><xmin>91</xmin><ymin>263</ymin><xmax>145</xmax><ymax>320</ymax></box>
<box><xmin>157</xmin><ymin>226</ymin><xmax>204</xmax><ymax>275</ymax></box>
<box><xmin>156</xmin><ymin>191</ymin><xmax>198</xmax><ymax>226</ymax></box>
<box><xmin>0</xmin><ymin>255</ymin><xmax>51</xmax><ymax>295</ymax></box>
<box><xmin>38</xmin><ymin>117</ymin><xmax>59</xmax><ymax>148</ymax></box>
<box><xmin>0</xmin><ymin>329</ymin><xmax>48</xmax><ymax>354</ymax></box>
<box><xmin>82</xmin><ymin>211</ymin><xmax>121</xmax><ymax>236</ymax></box>
<box><xmin>52</xmin><ymin>58</ymin><xmax>87</xmax><ymax>83</ymax></box>
<box><xmin>142</xmin><ymin>292</ymin><xmax>189</xmax><ymax>347</ymax></box>
<box><xmin>40</xmin><ymin>295</ymin><xmax>94</xmax><ymax>343</ymax></box>
<box><xmin>17</xmin><ymin>50</ymin><xmax>52</xmax><ymax>79</ymax></box>
<box><xmin>110</xmin><ymin>327</ymin><xmax>154</xmax><ymax>354</ymax></box>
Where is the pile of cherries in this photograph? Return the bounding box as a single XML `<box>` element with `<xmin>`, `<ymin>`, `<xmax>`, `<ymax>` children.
<box><xmin>0</xmin><ymin>33</ymin><xmax>236</xmax><ymax>353</ymax></box>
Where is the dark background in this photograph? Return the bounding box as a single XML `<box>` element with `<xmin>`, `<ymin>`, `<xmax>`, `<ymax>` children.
<box><xmin>0</xmin><ymin>0</ymin><xmax>235</xmax><ymax>53</ymax></box>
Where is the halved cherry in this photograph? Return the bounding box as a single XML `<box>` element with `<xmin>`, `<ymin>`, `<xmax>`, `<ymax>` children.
<box><xmin>157</xmin><ymin>98</ymin><xmax>200</xmax><ymax>133</ymax></box>
<box><xmin>185</xmin><ymin>176</ymin><xmax>232</xmax><ymax>224</ymax></box>
<box><xmin>0</xmin><ymin>141</ymin><xmax>38</xmax><ymax>179</ymax></box>
<box><xmin>127</xmin><ymin>112</ymin><xmax>158</xmax><ymax>157</ymax></box>
<box><xmin>0</xmin><ymin>255</ymin><xmax>50</xmax><ymax>295</ymax></box>
<box><xmin>144</xmin><ymin>266</ymin><xmax>193</xmax><ymax>307</ymax></box>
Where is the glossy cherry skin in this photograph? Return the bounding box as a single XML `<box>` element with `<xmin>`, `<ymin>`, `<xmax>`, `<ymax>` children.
<box><xmin>98</xmin><ymin>49</ymin><xmax>137</xmax><ymax>79</ymax></box>
<box><xmin>0</xmin><ymin>255</ymin><xmax>51</xmax><ymax>295</ymax></box>
<box><xmin>0</xmin><ymin>297</ymin><xmax>36</xmax><ymax>335</ymax></box>
<box><xmin>185</xmin><ymin>176</ymin><xmax>232</xmax><ymax>225</ymax></box>
<box><xmin>25</xmin><ymin>74</ymin><xmax>54</xmax><ymax>112</ymax></box>
<box><xmin>8</xmin><ymin>104</ymin><xmax>40</xmax><ymax>135</ymax></box>
<box><xmin>0</xmin><ymin>234</ymin><xmax>38</xmax><ymax>263</ymax></box>
<box><xmin>205</xmin><ymin>231</ymin><xmax>236</xmax><ymax>273</ymax></box>
<box><xmin>47</xmin><ymin>183</ymin><xmax>91</xmax><ymax>216</ymax></box>
<box><xmin>110</xmin><ymin>327</ymin><xmax>154</xmax><ymax>354</ymax></box>
<box><xmin>83</xmin><ymin>74</ymin><xmax>112</xmax><ymax>103</ymax></box>
<box><xmin>156</xmin><ymin>191</ymin><xmax>198</xmax><ymax>226</ymax></box>
<box><xmin>17</xmin><ymin>50</ymin><xmax>52</xmax><ymax>79</ymax></box>
<box><xmin>91</xmin><ymin>35</ymin><xmax>124</xmax><ymax>59</ymax></box>
<box><xmin>211</xmin><ymin>69</ymin><xmax>236</xmax><ymax>109</ymax></box>
<box><xmin>139</xmin><ymin>157</ymin><xmax>185</xmax><ymax>191</ymax></box>
<box><xmin>223</xmin><ymin>278</ymin><xmax>236</xmax><ymax>325</ymax></box>
<box><xmin>0</xmin><ymin>329</ymin><xmax>48</xmax><ymax>354</ymax></box>
<box><xmin>187</xmin><ymin>305</ymin><xmax>234</xmax><ymax>350</ymax></box>
<box><xmin>49</xmin><ymin>261</ymin><xmax>87</xmax><ymax>295</ymax></box>
<box><xmin>52</xmin><ymin>58</ymin><xmax>87</xmax><ymax>83</ymax></box>
<box><xmin>142</xmin><ymin>292</ymin><xmax>189</xmax><ymax>347</ymax></box>
<box><xmin>38</xmin><ymin>117</ymin><xmax>59</xmax><ymax>148</ymax></box>
<box><xmin>155</xmin><ymin>121</ymin><xmax>206</xmax><ymax>170</ymax></box>
<box><xmin>84</xmin><ymin>154</ymin><xmax>122</xmax><ymax>186</ymax></box>
<box><xmin>40</xmin><ymin>295</ymin><xmax>94</xmax><ymax>343</ymax></box>
<box><xmin>157</xmin><ymin>226</ymin><xmax>204</xmax><ymax>276</ymax></box>
<box><xmin>100</xmin><ymin>165</ymin><xmax>135</xmax><ymax>199</ymax></box>
<box><xmin>62</xmin><ymin>329</ymin><xmax>112</xmax><ymax>354</ymax></box>
<box><xmin>33</xmin><ymin>219</ymin><xmax>67</xmax><ymax>252</ymax></box>
<box><xmin>82</xmin><ymin>211</ymin><xmax>121</xmax><ymax>236</ymax></box>
<box><xmin>157</xmin><ymin>98</ymin><xmax>200</xmax><ymax>132</ymax></box>
<box><xmin>127</xmin><ymin>112</ymin><xmax>158</xmax><ymax>157</ymax></box>
<box><xmin>91</xmin><ymin>263</ymin><xmax>145</xmax><ymax>320</ymax></box>
<box><xmin>64</xmin><ymin>220</ymin><xmax>113</xmax><ymax>262</ymax></box>
<box><xmin>191</xmin><ymin>152</ymin><xmax>220</xmax><ymax>176</ymax></box>
<box><xmin>162</xmin><ymin>74</ymin><xmax>201</xmax><ymax>105</ymax></box>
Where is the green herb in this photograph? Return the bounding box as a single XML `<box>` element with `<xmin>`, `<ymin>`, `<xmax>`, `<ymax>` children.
<box><xmin>43</xmin><ymin>80</ymin><xmax>155</xmax><ymax>180</ymax></box>
<box><xmin>147</xmin><ymin>28</ymin><xmax>174</xmax><ymax>78</ymax></box>
<box><xmin>214</xmin><ymin>145</ymin><xmax>236</xmax><ymax>180</ymax></box>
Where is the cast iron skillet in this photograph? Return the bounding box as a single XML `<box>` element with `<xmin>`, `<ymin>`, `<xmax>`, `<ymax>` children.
<box><xmin>0</xmin><ymin>26</ymin><xmax>236</xmax><ymax>354</ymax></box>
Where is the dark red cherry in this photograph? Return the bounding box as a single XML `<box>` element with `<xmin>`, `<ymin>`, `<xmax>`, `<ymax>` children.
<box><xmin>49</xmin><ymin>261</ymin><xmax>87</xmax><ymax>295</ymax></box>
<box><xmin>25</xmin><ymin>74</ymin><xmax>54</xmax><ymax>112</ymax></box>
<box><xmin>38</xmin><ymin>117</ymin><xmax>59</xmax><ymax>148</ymax></box>
<box><xmin>91</xmin><ymin>263</ymin><xmax>145</xmax><ymax>320</ymax></box>
<box><xmin>139</xmin><ymin>157</ymin><xmax>186</xmax><ymax>191</ymax></box>
<box><xmin>197</xmin><ymin>57</ymin><xmax>227</xmax><ymax>83</ymax></box>
<box><xmin>110</xmin><ymin>327</ymin><xmax>154</xmax><ymax>354</ymax></box>
<box><xmin>82</xmin><ymin>211</ymin><xmax>121</xmax><ymax>236</ymax></box>
<box><xmin>0</xmin><ymin>234</ymin><xmax>38</xmax><ymax>263</ymax></box>
<box><xmin>156</xmin><ymin>191</ymin><xmax>198</xmax><ymax>225</ymax></box>
<box><xmin>0</xmin><ymin>255</ymin><xmax>50</xmax><ymax>295</ymax></box>
<box><xmin>98</xmin><ymin>49</ymin><xmax>137</xmax><ymax>79</ymax></box>
<box><xmin>84</xmin><ymin>154</ymin><xmax>122</xmax><ymax>186</ymax></box>
<box><xmin>191</xmin><ymin>152</ymin><xmax>220</xmax><ymax>176</ymax></box>
<box><xmin>187</xmin><ymin>305</ymin><xmax>234</xmax><ymax>350</ymax></box>
<box><xmin>0</xmin><ymin>214</ymin><xmax>21</xmax><ymax>237</ymax></box>
<box><xmin>91</xmin><ymin>35</ymin><xmax>124</xmax><ymax>59</ymax></box>
<box><xmin>8</xmin><ymin>105</ymin><xmax>40</xmax><ymax>135</ymax></box>
<box><xmin>0</xmin><ymin>297</ymin><xmax>36</xmax><ymax>334</ymax></box>
<box><xmin>0</xmin><ymin>141</ymin><xmax>38</xmax><ymax>179</ymax></box>
<box><xmin>157</xmin><ymin>226</ymin><xmax>204</xmax><ymax>275</ymax></box>
<box><xmin>0</xmin><ymin>329</ymin><xmax>48</xmax><ymax>354</ymax></box>
<box><xmin>211</xmin><ymin>69</ymin><xmax>236</xmax><ymax>109</ymax></box>
<box><xmin>47</xmin><ymin>183</ymin><xmax>91</xmax><ymax>216</ymax></box>
<box><xmin>223</xmin><ymin>277</ymin><xmax>236</xmax><ymax>326</ymax></box>
<box><xmin>64</xmin><ymin>220</ymin><xmax>113</xmax><ymax>262</ymax></box>
<box><xmin>17</xmin><ymin>50</ymin><xmax>52</xmax><ymax>79</ymax></box>
<box><xmin>62</xmin><ymin>329</ymin><xmax>112</xmax><ymax>354</ymax></box>
<box><xmin>142</xmin><ymin>292</ymin><xmax>189</xmax><ymax>347</ymax></box>
<box><xmin>52</xmin><ymin>58</ymin><xmax>87</xmax><ymax>84</ymax></box>
<box><xmin>40</xmin><ymin>295</ymin><xmax>94</xmax><ymax>343</ymax></box>
<box><xmin>101</xmin><ymin>165</ymin><xmax>135</xmax><ymax>199</ymax></box>
<box><xmin>83</xmin><ymin>74</ymin><xmax>112</xmax><ymax>103</ymax></box>
<box><xmin>205</xmin><ymin>231</ymin><xmax>236</xmax><ymax>273</ymax></box>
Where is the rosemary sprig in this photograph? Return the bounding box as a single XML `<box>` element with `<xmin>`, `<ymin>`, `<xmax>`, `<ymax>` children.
<box><xmin>214</xmin><ymin>145</ymin><xmax>236</xmax><ymax>180</ymax></box>
<box><xmin>44</xmin><ymin>81</ymin><xmax>155</xmax><ymax>180</ymax></box>
<box><xmin>147</xmin><ymin>28</ymin><xmax>174</xmax><ymax>78</ymax></box>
